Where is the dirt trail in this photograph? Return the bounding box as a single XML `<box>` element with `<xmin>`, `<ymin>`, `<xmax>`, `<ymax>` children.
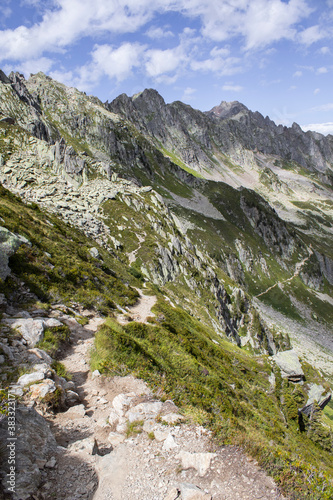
<box><xmin>37</xmin><ymin>307</ymin><xmax>286</xmax><ymax>500</ymax></box>
<box><xmin>255</xmin><ymin>250</ymin><xmax>312</xmax><ymax>299</ymax></box>
<box><xmin>117</xmin><ymin>289</ymin><xmax>157</xmax><ymax>324</ymax></box>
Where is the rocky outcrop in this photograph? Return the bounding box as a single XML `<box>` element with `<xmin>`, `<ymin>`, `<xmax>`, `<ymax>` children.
<box><xmin>0</xmin><ymin>227</ymin><xmax>29</xmax><ymax>280</ymax></box>
<box><xmin>273</xmin><ymin>349</ymin><xmax>304</xmax><ymax>382</ymax></box>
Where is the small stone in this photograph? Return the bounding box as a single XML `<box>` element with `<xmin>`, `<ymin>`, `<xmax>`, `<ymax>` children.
<box><xmin>45</xmin><ymin>456</ymin><xmax>57</xmax><ymax>468</ymax></box>
<box><xmin>108</xmin><ymin>432</ymin><xmax>125</xmax><ymax>446</ymax></box>
<box><xmin>161</xmin><ymin>413</ymin><xmax>184</xmax><ymax>425</ymax></box>
<box><xmin>154</xmin><ymin>429</ymin><xmax>170</xmax><ymax>442</ymax></box>
<box><xmin>64</xmin><ymin>404</ymin><xmax>86</xmax><ymax>419</ymax></box>
<box><xmin>163</xmin><ymin>433</ymin><xmax>177</xmax><ymax>451</ymax></box>
<box><xmin>91</xmin><ymin>369</ymin><xmax>100</xmax><ymax>380</ymax></box>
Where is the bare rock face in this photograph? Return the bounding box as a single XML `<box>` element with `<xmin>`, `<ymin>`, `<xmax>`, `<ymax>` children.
<box><xmin>0</xmin><ymin>405</ymin><xmax>57</xmax><ymax>500</ymax></box>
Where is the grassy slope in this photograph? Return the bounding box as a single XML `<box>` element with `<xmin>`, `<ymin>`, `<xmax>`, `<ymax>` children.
<box><xmin>91</xmin><ymin>298</ymin><xmax>333</xmax><ymax>499</ymax></box>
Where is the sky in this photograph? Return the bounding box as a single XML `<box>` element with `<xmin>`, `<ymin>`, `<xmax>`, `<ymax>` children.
<box><xmin>0</xmin><ymin>1</ymin><xmax>333</xmax><ymax>134</ymax></box>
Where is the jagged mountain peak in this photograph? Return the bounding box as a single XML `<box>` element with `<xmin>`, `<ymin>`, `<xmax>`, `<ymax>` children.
<box><xmin>207</xmin><ymin>100</ymin><xmax>249</xmax><ymax>119</ymax></box>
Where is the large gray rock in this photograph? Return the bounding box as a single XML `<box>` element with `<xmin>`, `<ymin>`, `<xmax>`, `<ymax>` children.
<box><xmin>1</xmin><ymin>317</ymin><xmax>62</xmax><ymax>347</ymax></box>
<box><xmin>273</xmin><ymin>349</ymin><xmax>304</xmax><ymax>382</ymax></box>
<box><xmin>176</xmin><ymin>451</ymin><xmax>217</xmax><ymax>477</ymax></box>
<box><xmin>18</xmin><ymin>371</ymin><xmax>45</xmax><ymax>386</ymax></box>
<box><xmin>0</xmin><ymin>405</ymin><xmax>57</xmax><ymax>499</ymax></box>
<box><xmin>0</xmin><ymin>227</ymin><xmax>25</xmax><ymax>280</ymax></box>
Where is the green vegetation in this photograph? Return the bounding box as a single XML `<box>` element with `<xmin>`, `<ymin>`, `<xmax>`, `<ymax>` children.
<box><xmin>51</xmin><ymin>361</ymin><xmax>72</xmax><ymax>380</ymax></box>
<box><xmin>37</xmin><ymin>325</ymin><xmax>71</xmax><ymax>357</ymax></box>
<box><xmin>0</xmin><ymin>185</ymin><xmax>139</xmax><ymax>312</ymax></box>
<box><xmin>91</xmin><ymin>299</ymin><xmax>333</xmax><ymax>499</ymax></box>
<box><xmin>125</xmin><ymin>419</ymin><xmax>144</xmax><ymax>438</ymax></box>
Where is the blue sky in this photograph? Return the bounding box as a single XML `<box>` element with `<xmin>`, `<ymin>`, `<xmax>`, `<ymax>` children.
<box><xmin>1</xmin><ymin>0</ymin><xmax>333</xmax><ymax>134</ymax></box>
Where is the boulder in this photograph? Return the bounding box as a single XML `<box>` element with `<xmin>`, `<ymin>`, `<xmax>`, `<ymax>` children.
<box><xmin>18</xmin><ymin>371</ymin><xmax>45</xmax><ymax>386</ymax></box>
<box><xmin>176</xmin><ymin>451</ymin><xmax>216</xmax><ymax>477</ymax></box>
<box><xmin>27</xmin><ymin>348</ymin><xmax>52</xmax><ymax>364</ymax></box>
<box><xmin>30</xmin><ymin>379</ymin><xmax>56</xmax><ymax>399</ymax></box>
<box><xmin>164</xmin><ymin>484</ymin><xmax>211</xmax><ymax>500</ymax></box>
<box><xmin>108</xmin><ymin>432</ymin><xmax>125</xmax><ymax>446</ymax></box>
<box><xmin>112</xmin><ymin>393</ymin><xmax>135</xmax><ymax>414</ymax></box>
<box><xmin>2</xmin><ymin>317</ymin><xmax>63</xmax><ymax>347</ymax></box>
<box><xmin>125</xmin><ymin>401</ymin><xmax>162</xmax><ymax>422</ymax></box>
<box><xmin>273</xmin><ymin>349</ymin><xmax>304</xmax><ymax>382</ymax></box>
<box><xmin>0</xmin><ymin>405</ymin><xmax>57</xmax><ymax>499</ymax></box>
<box><xmin>0</xmin><ymin>227</ymin><xmax>25</xmax><ymax>280</ymax></box>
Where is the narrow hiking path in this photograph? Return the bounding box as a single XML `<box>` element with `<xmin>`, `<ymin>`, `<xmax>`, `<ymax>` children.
<box><xmin>37</xmin><ymin>299</ymin><xmax>286</xmax><ymax>500</ymax></box>
<box><xmin>117</xmin><ymin>289</ymin><xmax>157</xmax><ymax>325</ymax></box>
<box><xmin>255</xmin><ymin>249</ymin><xmax>313</xmax><ymax>299</ymax></box>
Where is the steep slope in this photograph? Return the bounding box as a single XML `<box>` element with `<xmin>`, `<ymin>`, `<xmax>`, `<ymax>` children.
<box><xmin>0</xmin><ymin>69</ymin><xmax>332</xmax><ymax>499</ymax></box>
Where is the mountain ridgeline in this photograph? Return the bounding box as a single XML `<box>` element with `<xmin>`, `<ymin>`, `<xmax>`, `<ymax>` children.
<box><xmin>0</xmin><ymin>70</ymin><xmax>333</xmax><ymax>499</ymax></box>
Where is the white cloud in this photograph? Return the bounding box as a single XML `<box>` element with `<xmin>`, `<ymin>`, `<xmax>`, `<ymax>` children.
<box><xmin>191</xmin><ymin>46</ymin><xmax>241</xmax><ymax>75</ymax></box>
<box><xmin>91</xmin><ymin>43</ymin><xmax>145</xmax><ymax>82</ymax></box>
<box><xmin>15</xmin><ymin>57</ymin><xmax>55</xmax><ymax>77</ymax></box>
<box><xmin>0</xmin><ymin>0</ymin><xmax>316</xmax><ymax>66</ymax></box>
<box><xmin>145</xmin><ymin>26</ymin><xmax>174</xmax><ymax>39</ymax></box>
<box><xmin>293</xmin><ymin>70</ymin><xmax>302</xmax><ymax>77</ymax></box>
<box><xmin>319</xmin><ymin>46</ymin><xmax>330</xmax><ymax>54</ymax></box>
<box><xmin>48</xmin><ymin>69</ymin><xmax>77</xmax><ymax>88</ymax></box>
<box><xmin>145</xmin><ymin>46</ymin><xmax>186</xmax><ymax>78</ymax></box>
<box><xmin>298</xmin><ymin>25</ymin><xmax>326</xmax><ymax>45</ymax></box>
<box><xmin>317</xmin><ymin>66</ymin><xmax>328</xmax><ymax>74</ymax></box>
<box><xmin>242</xmin><ymin>0</ymin><xmax>312</xmax><ymax>50</ymax></box>
<box><xmin>314</xmin><ymin>88</ymin><xmax>320</xmax><ymax>94</ymax></box>
<box><xmin>311</xmin><ymin>103</ymin><xmax>333</xmax><ymax>111</ymax></box>
<box><xmin>182</xmin><ymin>87</ymin><xmax>196</xmax><ymax>101</ymax></box>
<box><xmin>301</xmin><ymin>122</ymin><xmax>333</xmax><ymax>135</ymax></box>
<box><xmin>222</xmin><ymin>84</ymin><xmax>243</xmax><ymax>92</ymax></box>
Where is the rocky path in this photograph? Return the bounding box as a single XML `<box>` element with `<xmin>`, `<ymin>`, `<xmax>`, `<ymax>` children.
<box><xmin>117</xmin><ymin>289</ymin><xmax>157</xmax><ymax>325</ymax></box>
<box><xmin>36</xmin><ymin>303</ymin><xmax>286</xmax><ymax>500</ymax></box>
<box><xmin>255</xmin><ymin>249</ymin><xmax>313</xmax><ymax>299</ymax></box>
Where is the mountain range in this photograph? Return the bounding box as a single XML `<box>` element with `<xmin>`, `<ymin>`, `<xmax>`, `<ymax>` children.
<box><xmin>0</xmin><ymin>69</ymin><xmax>332</xmax><ymax>500</ymax></box>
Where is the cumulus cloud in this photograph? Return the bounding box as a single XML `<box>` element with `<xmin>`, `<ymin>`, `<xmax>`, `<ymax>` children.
<box><xmin>91</xmin><ymin>43</ymin><xmax>145</xmax><ymax>82</ymax></box>
<box><xmin>0</xmin><ymin>0</ymin><xmax>317</xmax><ymax>65</ymax></box>
<box><xmin>145</xmin><ymin>45</ymin><xmax>186</xmax><ymax>78</ymax></box>
<box><xmin>145</xmin><ymin>26</ymin><xmax>174</xmax><ymax>39</ymax></box>
<box><xmin>301</xmin><ymin>122</ymin><xmax>333</xmax><ymax>135</ymax></box>
<box><xmin>293</xmin><ymin>70</ymin><xmax>303</xmax><ymax>77</ymax></box>
<box><xmin>191</xmin><ymin>46</ymin><xmax>242</xmax><ymax>75</ymax></box>
<box><xmin>14</xmin><ymin>57</ymin><xmax>55</xmax><ymax>77</ymax></box>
